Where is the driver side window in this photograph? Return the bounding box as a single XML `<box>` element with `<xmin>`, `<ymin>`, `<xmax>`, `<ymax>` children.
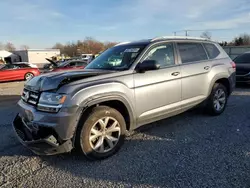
<box><xmin>2</xmin><ymin>64</ymin><xmax>18</xmax><ymax>70</ymax></box>
<box><xmin>144</xmin><ymin>43</ymin><xmax>175</xmax><ymax>68</ymax></box>
<box><xmin>69</xmin><ymin>62</ymin><xmax>76</xmax><ymax>67</ymax></box>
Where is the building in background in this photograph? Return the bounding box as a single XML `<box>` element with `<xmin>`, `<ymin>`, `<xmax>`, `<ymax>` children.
<box><xmin>0</xmin><ymin>50</ymin><xmax>20</xmax><ymax>64</ymax></box>
<box><xmin>13</xmin><ymin>49</ymin><xmax>60</xmax><ymax>68</ymax></box>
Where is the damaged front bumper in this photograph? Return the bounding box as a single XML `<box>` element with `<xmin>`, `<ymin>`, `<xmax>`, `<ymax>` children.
<box><xmin>12</xmin><ymin>114</ymin><xmax>73</xmax><ymax>155</ymax></box>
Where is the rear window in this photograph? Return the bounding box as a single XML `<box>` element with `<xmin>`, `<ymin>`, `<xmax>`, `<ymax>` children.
<box><xmin>177</xmin><ymin>43</ymin><xmax>208</xmax><ymax>63</ymax></box>
<box><xmin>234</xmin><ymin>53</ymin><xmax>250</xmax><ymax>64</ymax></box>
<box><xmin>203</xmin><ymin>43</ymin><xmax>220</xmax><ymax>59</ymax></box>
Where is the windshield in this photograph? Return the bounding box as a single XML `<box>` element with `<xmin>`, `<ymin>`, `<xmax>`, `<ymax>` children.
<box><xmin>58</xmin><ymin>61</ymin><xmax>70</xmax><ymax>67</ymax></box>
<box><xmin>234</xmin><ymin>53</ymin><xmax>250</xmax><ymax>64</ymax></box>
<box><xmin>85</xmin><ymin>44</ymin><xmax>147</xmax><ymax>70</ymax></box>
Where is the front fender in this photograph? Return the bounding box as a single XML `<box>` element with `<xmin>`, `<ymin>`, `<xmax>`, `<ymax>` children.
<box><xmin>71</xmin><ymin>82</ymin><xmax>136</xmax><ymax>130</ymax></box>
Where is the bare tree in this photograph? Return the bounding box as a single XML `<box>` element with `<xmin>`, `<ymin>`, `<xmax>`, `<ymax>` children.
<box><xmin>232</xmin><ymin>33</ymin><xmax>250</xmax><ymax>46</ymax></box>
<box><xmin>4</xmin><ymin>42</ymin><xmax>16</xmax><ymax>51</ymax></box>
<box><xmin>240</xmin><ymin>33</ymin><xmax>250</xmax><ymax>45</ymax></box>
<box><xmin>200</xmin><ymin>31</ymin><xmax>212</xmax><ymax>39</ymax></box>
<box><xmin>20</xmin><ymin>45</ymin><xmax>30</xmax><ymax>50</ymax></box>
<box><xmin>52</xmin><ymin>37</ymin><xmax>117</xmax><ymax>56</ymax></box>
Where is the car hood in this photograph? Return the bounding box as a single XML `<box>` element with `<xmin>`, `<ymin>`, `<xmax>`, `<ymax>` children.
<box><xmin>45</xmin><ymin>58</ymin><xmax>58</xmax><ymax>67</ymax></box>
<box><xmin>24</xmin><ymin>69</ymin><xmax>113</xmax><ymax>92</ymax></box>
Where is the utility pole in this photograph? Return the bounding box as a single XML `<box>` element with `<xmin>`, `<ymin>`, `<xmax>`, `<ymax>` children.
<box><xmin>185</xmin><ymin>30</ymin><xmax>188</xmax><ymax>36</ymax></box>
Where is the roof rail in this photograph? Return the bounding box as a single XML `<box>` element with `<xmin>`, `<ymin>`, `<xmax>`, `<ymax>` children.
<box><xmin>151</xmin><ymin>36</ymin><xmax>210</xmax><ymax>42</ymax></box>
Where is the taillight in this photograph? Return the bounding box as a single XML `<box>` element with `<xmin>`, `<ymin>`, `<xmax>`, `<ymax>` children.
<box><xmin>230</xmin><ymin>61</ymin><xmax>236</xmax><ymax>69</ymax></box>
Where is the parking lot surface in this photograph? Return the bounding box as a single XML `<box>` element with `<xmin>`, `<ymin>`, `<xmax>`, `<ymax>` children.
<box><xmin>0</xmin><ymin>81</ymin><xmax>250</xmax><ymax>188</ymax></box>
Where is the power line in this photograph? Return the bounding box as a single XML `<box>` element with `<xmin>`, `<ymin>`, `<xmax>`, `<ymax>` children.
<box><xmin>173</xmin><ymin>29</ymin><xmax>232</xmax><ymax>36</ymax></box>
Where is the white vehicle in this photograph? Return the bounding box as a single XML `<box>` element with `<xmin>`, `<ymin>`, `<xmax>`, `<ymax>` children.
<box><xmin>81</xmin><ymin>54</ymin><xmax>93</xmax><ymax>61</ymax></box>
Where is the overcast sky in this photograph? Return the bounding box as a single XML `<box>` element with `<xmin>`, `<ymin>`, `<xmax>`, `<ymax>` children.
<box><xmin>1</xmin><ymin>0</ymin><xmax>250</xmax><ymax>48</ymax></box>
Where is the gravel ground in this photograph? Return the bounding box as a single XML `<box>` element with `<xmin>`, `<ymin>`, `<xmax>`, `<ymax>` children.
<box><xmin>0</xmin><ymin>81</ymin><xmax>250</xmax><ymax>188</ymax></box>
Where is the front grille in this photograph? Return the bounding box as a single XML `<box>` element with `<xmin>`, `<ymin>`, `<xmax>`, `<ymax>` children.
<box><xmin>21</xmin><ymin>89</ymin><xmax>40</xmax><ymax>106</ymax></box>
<box><xmin>16</xmin><ymin>128</ymin><xmax>25</xmax><ymax>140</ymax></box>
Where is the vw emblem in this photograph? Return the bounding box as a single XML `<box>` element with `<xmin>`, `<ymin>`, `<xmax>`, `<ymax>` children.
<box><xmin>24</xmin><ymin>91</ymin><xmax>30</xmax><ymax>102</ymax></box>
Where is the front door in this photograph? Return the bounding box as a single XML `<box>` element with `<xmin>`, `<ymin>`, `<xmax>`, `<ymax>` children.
<box><xmin>133</xmin><ymin>42</ymin><xmax>182</xmax><ymax>126</ymax></box>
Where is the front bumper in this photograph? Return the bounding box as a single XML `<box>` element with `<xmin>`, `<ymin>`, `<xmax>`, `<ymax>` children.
<box><xmin>13</xmin><ymin>114</ymin><xmax>73</xmax><ymax>155</ymax></box>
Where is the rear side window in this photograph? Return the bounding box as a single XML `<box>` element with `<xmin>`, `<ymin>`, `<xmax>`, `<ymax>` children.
<box><xmin>234</xmin><ymin>53</ymin><xmax>250</xmax><ymax>64</ymax></box>
<box><xmin>69</xmin><ymin>62</ymin><xmax>77</xmax><ymax>67</ymax></box>
<box><xmin>203</xmin><ymin>43</ymin><xmax>220</xmax><ymax>59</ymax></box>
<box><xmin>16</xmin><ymin>64</ymin><xmax>29</xmax><ymax>68</ymax></box>
<box><xmin>177</xmin><ymin>43</ymin><xmax>208</xmax><ymax>63</ymax></box>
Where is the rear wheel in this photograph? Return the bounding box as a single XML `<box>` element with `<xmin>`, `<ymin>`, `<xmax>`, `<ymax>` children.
<box><xmin>25</xmin><ymin>73</ymin><xmax>34</xmax><ymax>80</ymax></box>
<box><xmin>75</xmin><ymin>106</ymin><xmax>126</xmax><ymax>160</ymax></box>
<box><xmin>205</xmin><ymin>83</ymin><xmax>228</xmax><ymax>116</ymax></box>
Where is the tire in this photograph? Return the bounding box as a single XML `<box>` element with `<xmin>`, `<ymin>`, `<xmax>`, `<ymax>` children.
<box><xmin>205</xmin><ymin>83</ymin><xmax>228</xmax><ymax>116</ymax></box>
<box><xmin>25</xmin><ymin>72</ymin><xmax>34</xmax><ymax>80</ymax></box>
<box><xmin>75</xmin><ymin>106</ymin><xmax>126</xmax><ymax>160</ymax></box>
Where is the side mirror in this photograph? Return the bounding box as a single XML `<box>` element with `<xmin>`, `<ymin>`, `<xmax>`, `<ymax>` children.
<box><xmin>136</xmin><ymin>60</ymin><xmax>160</xmax><ymax>72</ymax></box>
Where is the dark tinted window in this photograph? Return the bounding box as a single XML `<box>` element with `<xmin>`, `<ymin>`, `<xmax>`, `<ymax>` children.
<box><xmin>204</xmin><ymin>43</ymin><xmax>220</xmax><ymax>59</ymax></box>
<box><xmin>69</xmin><ymin>62</ymin><xmax>77</xmax><ymax>67</ymax></box>
<box><xmin>234</xmin><ymin>53</ymin><xmax>250</xmax><ymax>64</ymax></box>
<box><xmin>0</xmin><ymin>64</ymin><xmax>19</xmax><ymax>70</ymax></box>
<box><xmin>76</xmin><ymin>61</ymin><xmax>87</xmax><ymax>66</ymax></box>
<box><xmin>177</xmin><ymin>43</ymin><xmax>208</xmax><ymax>63</ymax></box>
<box><xmin>14</xmin><ymin>64</ymin><xmax>29</xmax><ymax>68</ymax></box>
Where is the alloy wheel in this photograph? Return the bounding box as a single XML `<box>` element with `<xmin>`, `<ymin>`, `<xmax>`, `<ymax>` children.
<box><xmin>89</xmin><ymin>117</ymin><xmax>121</xmax><ymax>153</ymax></box>
<box><xmin>213</xmin><ymin>88</ymin><xmax>226</xmax><ymax>111</ymax></box>
<box><xmin>25</xmin><ymin>73</ymin><xmax>34</xmax><ymax>80</ymax></box>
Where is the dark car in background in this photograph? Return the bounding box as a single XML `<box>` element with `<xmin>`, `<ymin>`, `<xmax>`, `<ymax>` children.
<box><xmin>0</xmin><ymin>62</ymin><xmax>40</xmax><ymax>82</ymax></box>
<box><xmin>234</xmin><ymin>52</ymin><xmax>250</xmax><ymax>84</ymax></box>
<box><xmin>43</xmin><ymin>59</ymin><xmax>88</xmax><ymax>73</ymax></box>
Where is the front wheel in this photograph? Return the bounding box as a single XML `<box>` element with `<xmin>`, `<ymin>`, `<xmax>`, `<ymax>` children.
<box><xmin>205</xmin><ymin>83</ymin><xmax>228</xmax><ymax>116</ymax></box>
<box><xmin>25</xmin><ymin>73</ymin><xmax>34</xmax><ymax>80</ymax></box>
<box><xmin>75</xmin><ymin>106</ymin><xmax>126</xmax><ymax>160</ymax></box>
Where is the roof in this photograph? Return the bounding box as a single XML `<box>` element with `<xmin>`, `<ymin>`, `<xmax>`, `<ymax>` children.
<box><xmin>151</xmin><ymin>36</ymin><xmax>211</xmax><ymax>42</ymax></box>
<box><xmin>115</xmin><ymin>39</ymin><xmax>152</xmax><ymax>47</ymax></box>
<box><xmin>115</xmin><ymin>36</ymin><xmax>213</xmax><ymax>47</ymax></box>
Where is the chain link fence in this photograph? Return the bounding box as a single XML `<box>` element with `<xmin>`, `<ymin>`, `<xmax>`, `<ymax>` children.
<box><xmin>223</xmin><ymin>46</ymin><xmax>250</xmax><ymax>60</ymax></box>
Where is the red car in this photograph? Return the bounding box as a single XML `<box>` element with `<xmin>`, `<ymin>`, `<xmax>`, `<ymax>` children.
<box><xmin>0</xmin><ymin>62</ymin><xmax>40</xmax><ymax>82</ymax></box>
<box><xmin>43</xmin><ymin>59</ymin><xmax>88</xmax><ymax>73</ymax></box>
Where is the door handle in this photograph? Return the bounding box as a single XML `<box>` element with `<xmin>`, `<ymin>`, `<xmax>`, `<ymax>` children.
<box><xmin>204</xmin><ymin>66</ymin><xmax>210</xmax><ymax>70</ymax></box>
<box><xmin>171</xmin><ymin>72</ymin><xmax>180</xmax><ymax>76</ymax></box>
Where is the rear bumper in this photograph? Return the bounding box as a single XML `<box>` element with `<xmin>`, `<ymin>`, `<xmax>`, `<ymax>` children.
<box><xmin>13</xmin><ymin>114</ymin><xmax>73</xmax><ymax>155</ymax></box>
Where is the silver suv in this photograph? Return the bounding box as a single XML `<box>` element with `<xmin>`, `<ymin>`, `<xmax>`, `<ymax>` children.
<box><xmin>13</xmin><ymin>36</ymin><xmax>236</xmax><ymax>160</ymax></box>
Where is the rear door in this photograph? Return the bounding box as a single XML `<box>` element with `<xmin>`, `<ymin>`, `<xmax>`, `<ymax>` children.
<box><xmin>176</xmin><ymin>42</ymin><xmax>210</xmax><ymax>110</ymax></box>
<box><xmin>233</xmin><ymin>53</ymin><xmax>250</xmax><ymax>81</ymax></box>
<box><xmin>0</xmin><ymin>64</ymin><xmax>20</xmax><ymax>81</ymax></box>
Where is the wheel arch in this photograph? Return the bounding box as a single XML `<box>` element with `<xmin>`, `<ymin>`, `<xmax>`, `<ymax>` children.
<box><xmin>82</xmin><ymin>95</ymin><xmax>135</xmax><ymax>131</ymax></box>
<box><xmin>71</xmin><ymin>95</ymin><xmax>136</xmax><ymax>148</ymax></box>
<box><xmin>207</xmin><ymin>74</ymin><xmax>232</xmax><ymax>97</ymax></box>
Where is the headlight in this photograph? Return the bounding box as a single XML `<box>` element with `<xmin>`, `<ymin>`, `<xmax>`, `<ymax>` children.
<box><xmin>37</xmin><ymin>92</ymin><xmax>67</xmax><ymax>113</ymax></box>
